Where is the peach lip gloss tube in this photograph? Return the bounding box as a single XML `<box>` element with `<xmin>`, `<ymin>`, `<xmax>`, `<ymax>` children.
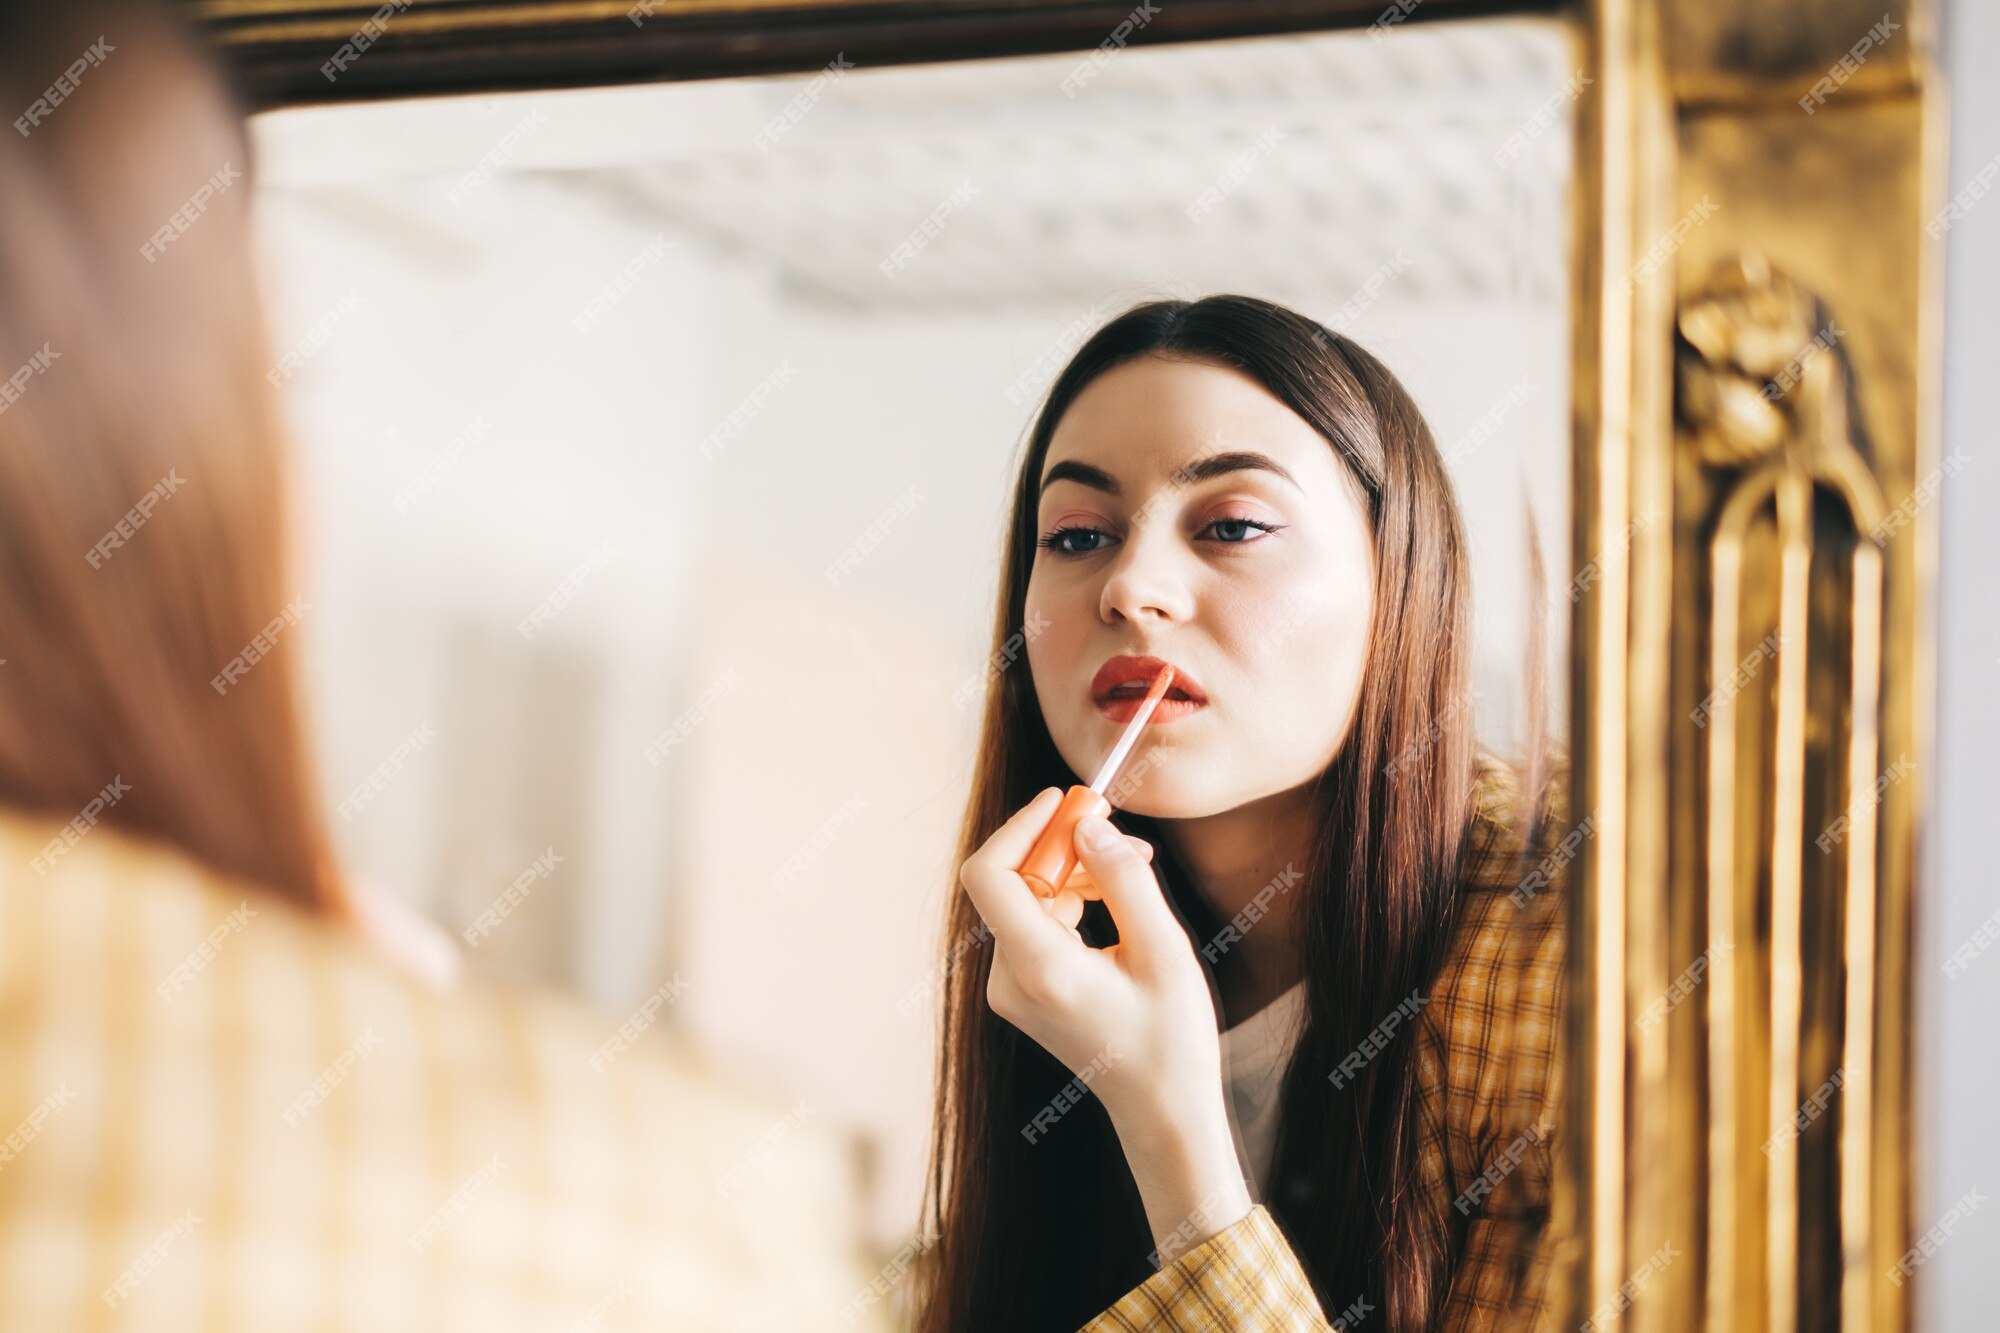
<box><xmin>1018</xmin><ymin>663</ymin><xmax>1175</xmax><ymax>898</ymax></box>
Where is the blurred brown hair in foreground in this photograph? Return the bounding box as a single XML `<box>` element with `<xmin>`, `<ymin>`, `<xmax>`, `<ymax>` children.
<box><xmin>0</xmin><ymin>4</ymin><xmax>885</xmax><ymax>1328</ymax></box>
<box><xmin>0</xmin><ymin>0</ymin><xmax>335</xmax><ymax>911</ymax></box>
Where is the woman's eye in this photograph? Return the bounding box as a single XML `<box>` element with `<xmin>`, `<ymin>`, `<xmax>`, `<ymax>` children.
<box><xmin>1036</xmin><ymin>517</ymin><xmax>1285</xmax><ymax>555</ymax></box>
<box><xmin>1201</xmin><ymin>517</ymin><xmax>1284</xmax><ymax>544</ymax></box>
<box><xmin>1035</xmin><ymin>524</ymin><xmax>1114</xmax><ymax>556</ymax></box>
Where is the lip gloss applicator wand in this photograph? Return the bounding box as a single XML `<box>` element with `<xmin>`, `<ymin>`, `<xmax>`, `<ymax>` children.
<box><xmin>1018</xmin><ymin>663</ymin><xmax>1175</xmax><ymax>899</ymax></box>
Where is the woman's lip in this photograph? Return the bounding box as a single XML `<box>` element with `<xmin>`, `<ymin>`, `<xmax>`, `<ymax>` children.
<box><xmin>1093</xmin><ymin>694</ymin><xmax>1207</xmax><ymax>724</ymax></box>
<box><xmin>1090</xmin><ymin>655</ymin><xmax>1207</xmax><ymax>704</ymax></box>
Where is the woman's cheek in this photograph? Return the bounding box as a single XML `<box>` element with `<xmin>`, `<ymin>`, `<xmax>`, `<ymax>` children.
<box><xmin>1213</xmin><ymin>578</ymin><xmax>1331</xmax><ymax>661</ymax></box>
<box><xmin>1021</xmin><ymin>604</ymin><xmax>1077</xmax><ymax>721</ymax></box>
<box><xmin>1294</xmin><ymin>610</ymin><xmax>1372</xmax><ymax>753</ymax></box>
<box><xmin>1233</xmin><ymin>590</ymin><xmax>1368</xmax><ymax>727</ymax></box>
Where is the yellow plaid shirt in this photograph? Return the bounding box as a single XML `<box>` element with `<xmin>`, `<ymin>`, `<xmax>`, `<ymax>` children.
<box><xmin>1083</xmin><ymin>774</ymin><xmax>1567</xmax><ymax>1332</ymax></box>
<box><xmin>0</xmin><ymin>809</ymin><xmax>895</xmax><ymax>1332</ymax></box>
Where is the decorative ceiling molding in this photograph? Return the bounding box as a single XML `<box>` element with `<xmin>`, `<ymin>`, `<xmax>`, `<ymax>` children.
<box><xmin>592</xmin><ymin>24</ymin><xmax>1575</xmax><ymax>310</ymax></box>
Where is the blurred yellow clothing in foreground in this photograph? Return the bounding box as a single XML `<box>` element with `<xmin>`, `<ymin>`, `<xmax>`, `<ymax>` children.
<box><xmin>0</xmin><ymin>809</ymin><xmax>894</xmax><ymax>1332</ymax></box>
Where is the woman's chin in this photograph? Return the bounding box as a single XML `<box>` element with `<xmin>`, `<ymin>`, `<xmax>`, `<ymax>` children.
<box><xmin>1101</xmin><ymin>772</ymin><xmax>1214</xmax><ymax>821</ymax></box>
<box><xmin>1052</xmin><ymin>720</ymin><xmax>1221</xmax><ymax>816</ymax></box>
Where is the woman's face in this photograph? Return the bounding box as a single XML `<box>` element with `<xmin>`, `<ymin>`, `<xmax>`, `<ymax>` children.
<box><xmin>1024</xmin><ymin>353</ymin><xmax>1376</xmax><ymax>817</ymax></box>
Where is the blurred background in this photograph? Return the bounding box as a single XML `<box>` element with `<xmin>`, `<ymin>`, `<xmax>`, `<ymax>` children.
<box><xmin>248</xmin><ymin>16</ymin><xmax>1574</xmax><ymax>1247</ymax></box>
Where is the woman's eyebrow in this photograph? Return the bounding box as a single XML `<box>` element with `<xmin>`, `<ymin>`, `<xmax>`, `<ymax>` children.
<box><xmin>1039</xmin><ymin>451</ymin><xmax>1302</xmax><ymax>497</ymax></box>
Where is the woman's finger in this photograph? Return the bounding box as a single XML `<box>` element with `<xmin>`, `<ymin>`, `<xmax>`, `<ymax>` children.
<box><xmin>1071</xmin><ymin>815</ymin><xmax>1181</xmax><ymax>953</ymax></box>
<box><xmin>959</xmin><ymin>788</ymin><xmax>1075</xmax><ymax>968</ymax></box>
<box><xmin>965</xmin><ymin>786</ymin><xmax>1066</xmax><ymax>873</ymax></box>
<box><xmin>1042</xmin><ymin>885</ymin><xmax>1086</xmax><ymax>933</ymax></box>
<box><xmin>1061</xmin><ymin>835</ymin><xmax>1152</xmax><ymax>902</ymax></box>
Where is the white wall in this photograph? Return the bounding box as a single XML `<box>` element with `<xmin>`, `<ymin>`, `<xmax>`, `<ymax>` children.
<box><xmin>1923</xmin><ymin>0</ymin><xmax>2000</xmax><ymax>1323</ymax></box>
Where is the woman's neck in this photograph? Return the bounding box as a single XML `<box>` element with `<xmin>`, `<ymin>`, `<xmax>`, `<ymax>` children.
<box><xmin>1158</xmin><ymin>783</ymin><xmax>1316</xmax><ymax>1028</ymax></box>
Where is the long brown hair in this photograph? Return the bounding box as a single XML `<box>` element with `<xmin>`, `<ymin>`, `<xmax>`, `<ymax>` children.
<box><xmin>0</xmin><ymin>0</ymin><xmax>341</xmax><ymax>912</ymax></box>
<box><xmin>916</xmin><ymin>294</ymin><xmax>1557</xmax><ymax>1331</ymax></box>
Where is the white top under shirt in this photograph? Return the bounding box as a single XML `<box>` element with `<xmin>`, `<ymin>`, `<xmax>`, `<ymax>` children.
<box><xmin>1219</xmin><ymin>979</ymin><xmax>1308</xmax><ymax>1199</ymax></box>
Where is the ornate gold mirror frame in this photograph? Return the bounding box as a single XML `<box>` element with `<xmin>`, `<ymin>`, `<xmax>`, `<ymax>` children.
<box><xmin>1573</xmin><ymin>3</ymin><xmax>1941</xmax><ymax>1329</ymax></box>
<box><xmin>195</xmin><ymin>1</ymin><xmax>1947</xmax><ymax>1326</ymax></box>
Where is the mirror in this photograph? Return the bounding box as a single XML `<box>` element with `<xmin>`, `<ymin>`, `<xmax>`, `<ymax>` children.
<box><xmin>250</xmin><ymin>16</ymin><xmax>1577</xmax><ymax>1262</ymax></box>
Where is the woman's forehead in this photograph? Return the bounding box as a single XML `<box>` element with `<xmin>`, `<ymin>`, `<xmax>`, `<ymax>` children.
<box><xmin>1042</xmin><ymin>356</ymin><xmax>1339</xmax><ymax>497</ymax></box>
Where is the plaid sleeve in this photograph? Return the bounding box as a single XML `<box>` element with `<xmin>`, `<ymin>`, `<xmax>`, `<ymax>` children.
<box><xmin>1078</xmin><ymin>1204</ymin><xmax>1332</xmax><ymax>1332</ymax></box>
<box><xmin>1428</xmin><ymin>878</ymin><xmax>1567</xmax><ymax>1332</ymax></box>
<box><xmin>0</xmin><ymin>810</ymin><xmax>891</xmax><ymax>1333</ymax></box>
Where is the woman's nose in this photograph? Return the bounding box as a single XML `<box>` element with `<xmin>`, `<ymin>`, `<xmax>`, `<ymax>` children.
<box><xmin>1096</xmin><ymin>541</ymin><xmax>1193</xmax><ymax>625</ymax></box>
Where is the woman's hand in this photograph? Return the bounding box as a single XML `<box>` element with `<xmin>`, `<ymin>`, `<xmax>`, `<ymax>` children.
<box><xmin>958</xmin><ymin>786</ymin><xmax>1253</xmax><ymax>1261</ymax></box>
<box><xmin>959</xmin><ymin>787</ymin><xmax>1211</xmax><ymax>1126</ymax></box>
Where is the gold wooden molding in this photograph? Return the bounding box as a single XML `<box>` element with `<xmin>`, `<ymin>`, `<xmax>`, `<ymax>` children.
<box><xmin>1680</xmin><ymin>253</ymin><xmax>1890</xmax><ymax>1332</ymax></box>
<box><xmin>1569</xmin><ymin>2</ymin><xmax>1941</xmax><ymax>1329</ymax></box>
<box><xmin>188</xmin><ymin>0</ymin><xmax>1561</xmax><ymax>107</ymax></box>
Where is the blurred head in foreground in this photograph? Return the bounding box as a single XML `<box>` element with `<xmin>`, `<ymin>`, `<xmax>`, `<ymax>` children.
<box><xmin>0</xmin><ymin>0</ymin><xmax>341</xmax><ymax>914</ymax></box>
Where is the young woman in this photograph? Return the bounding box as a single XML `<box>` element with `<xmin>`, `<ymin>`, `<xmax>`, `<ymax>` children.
<box><xmin>915</xmin><ymin>295</ymin><xmax>1567</xmax><ymax>1332</ymax></box>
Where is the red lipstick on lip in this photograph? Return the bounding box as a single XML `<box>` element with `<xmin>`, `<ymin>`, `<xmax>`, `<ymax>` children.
<box><xmin>1091</xmin><ymin>654</ymin><xmax>1206</xmax><ymax>724</ymax></box>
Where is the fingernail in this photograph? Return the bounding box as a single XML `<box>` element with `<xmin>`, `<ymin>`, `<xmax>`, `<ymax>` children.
<box><xmin>1080</xmin><ymin>818</ymin><xmax>1119</xmax><ymax>850</ymax></box>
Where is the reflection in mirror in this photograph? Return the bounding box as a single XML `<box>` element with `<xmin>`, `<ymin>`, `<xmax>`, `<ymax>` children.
<box><xmin>246</xmin><ymin>16</ymin><xmax>1578</xmax><ymax>1328</ymax></box>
